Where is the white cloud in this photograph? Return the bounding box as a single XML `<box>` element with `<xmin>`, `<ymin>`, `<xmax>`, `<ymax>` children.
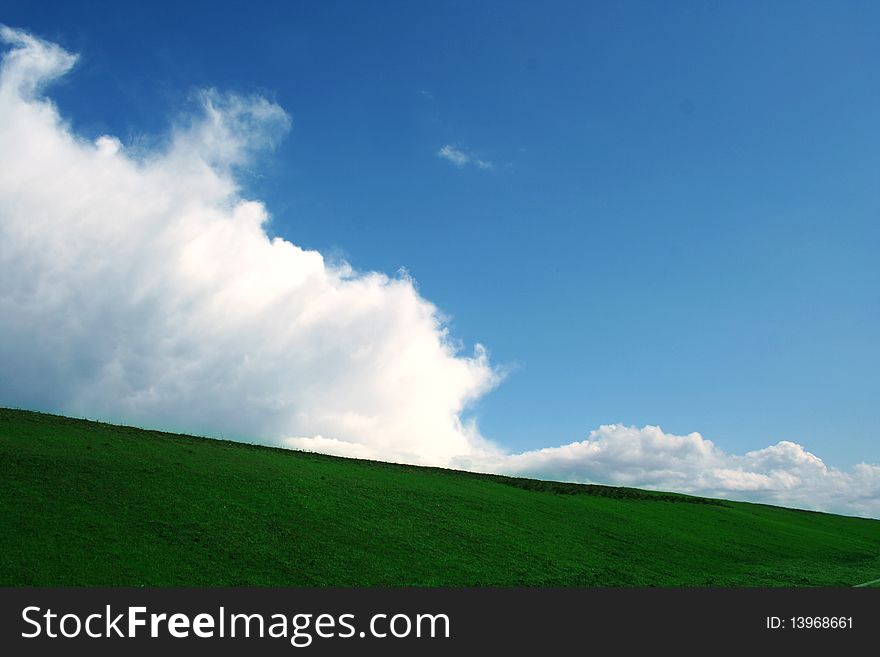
<box><xmin>2</xmin><ymin>28</ymin><xmax>879</xmax><ymax>518</ymax></box>
<box><xmin>0</xmin><ymin>27</ymin><xmax>500</xmax><ymax>466</ymax></box>
<box><xmin>468</xmin><ymin>426</ymin><xmax>880</xmax><ymax>518</ymax></box>
<box><xmin>437</xmin><ymin>144</ymin><xmax>492</xmax><ymax>170</ymax></box>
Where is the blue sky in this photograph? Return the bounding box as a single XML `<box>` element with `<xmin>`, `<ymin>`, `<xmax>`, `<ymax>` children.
<box><xmin>1</xmin><ymin>1</ymin><xmax>878</xmax><ymax>498</ymax></box>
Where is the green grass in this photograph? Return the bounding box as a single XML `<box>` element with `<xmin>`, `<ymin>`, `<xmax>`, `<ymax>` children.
<box><xmin>2</xmin><ymin>407</ymin><xmax>880</xmax><ymax>586</ymax></box>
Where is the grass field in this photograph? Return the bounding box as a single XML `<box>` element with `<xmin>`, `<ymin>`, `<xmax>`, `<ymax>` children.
<box><xmin>2</xmin><ymin>407</ymin><xmax>880</xmax><ymax>586</ymax></box>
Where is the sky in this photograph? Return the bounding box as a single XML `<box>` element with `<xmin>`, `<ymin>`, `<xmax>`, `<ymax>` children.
<box><xmin>1</xmin><ymin>1</ymin><xmax>878</xmax><ymax>515</ymax></box>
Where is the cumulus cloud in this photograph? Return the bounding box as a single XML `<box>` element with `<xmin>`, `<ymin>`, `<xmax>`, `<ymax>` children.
<box><xmin>437</xmin><ymin>144</ymin><xmax>492</xmax><ymax>170</ymax></box>
<box><xmin>470</xmin><ymin>426</ymin><xmax>880</xmax><ymax>518</ymax></box>
<box><xmin>1</xmin><ymin>28</ymin><xmax>879</xmax><ymax>517</ymax></box>
<box><xmin>0</xmin><ymin>26</ymin><xmax>500</xmax><ymax>466</ymax></box>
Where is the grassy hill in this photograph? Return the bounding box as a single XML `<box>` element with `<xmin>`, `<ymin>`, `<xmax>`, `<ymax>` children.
<box><xmin>2</xmin><ymin>407</ymin><xmax>879</xmax><ymax>586</ymax></box>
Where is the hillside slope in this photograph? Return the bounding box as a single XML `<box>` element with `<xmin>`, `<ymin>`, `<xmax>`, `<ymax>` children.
<box><xmin>2</xmin><ymin>408</ymin><xmax>879</xmax><ymax>586</ymax></box>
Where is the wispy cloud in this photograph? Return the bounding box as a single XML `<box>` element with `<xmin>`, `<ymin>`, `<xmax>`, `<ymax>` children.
<box><xmin>437</xmin><ymin>144</ymin><xmax>493</xmax><ymax>170</ymax></box>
